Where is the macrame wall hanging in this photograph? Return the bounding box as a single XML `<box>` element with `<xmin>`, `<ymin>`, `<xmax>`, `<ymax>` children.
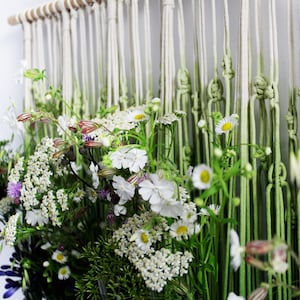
<box><xmin>8</xmin><ymin>0</ymin><xmax>300</xmax><ymax>298</ymax></box>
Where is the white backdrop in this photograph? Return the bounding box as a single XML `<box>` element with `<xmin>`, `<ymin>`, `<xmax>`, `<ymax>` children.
<box><xmin>0</xmin><ymin>2</ymin><xmax>43</xmax><ymax>299</ymax></box>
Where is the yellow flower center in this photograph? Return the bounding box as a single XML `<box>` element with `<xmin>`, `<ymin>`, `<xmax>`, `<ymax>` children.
<box><xmin>221</xmin><ymin>122</ymin><xmax>233</xmax><ymax>132</ymax></box>
<box><xmin>134</xmin><ymin>113</ymin><xmax>146</xmax><ymax>121</ymax></box>
<box><xmin>57</xmin><ymin>253</ymin><xmax>64</xmax><ymax>261</ymax></box>
<box><xmin>60</xmin><ymin>268</ymin><xmax>67</xmax><ymax>275</ymax></box>
<box><xmin>200</xmin><ymin>170</ymin><xmax>211</xmax><ymax>183</ymax></box>
<box><xmin>176</xmin><ymin>225</ymin><xmax>188</xmax><ymax>235</ymax></box>
<box><xmin>141</xmin><ymin>232</ymin><xmax>149</xmax><ymax>243</ymax></box>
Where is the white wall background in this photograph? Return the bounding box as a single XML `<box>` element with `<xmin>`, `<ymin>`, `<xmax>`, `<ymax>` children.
<box><xmin>0</xmin><ymin>2</ymin><xmax>43</xmax><ymax>299</ymax></box>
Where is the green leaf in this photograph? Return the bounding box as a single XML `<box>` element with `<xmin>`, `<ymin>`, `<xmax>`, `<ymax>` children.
<box><xmin>23</xmin><ymin>68</ymin><xmax>46</xmax><ymax>81</ymax></box>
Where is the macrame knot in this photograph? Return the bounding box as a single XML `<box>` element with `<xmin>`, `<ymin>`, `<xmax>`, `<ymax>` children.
<box><xmin>253</xmin><ymin>74</ymin><xmax>268</xmax><ymax>99</ymax></box>
<box><xmin>208</xmin><ymin>79</ymin><xmax>223</xmax><ymax>101</ymax></box>
<box><xmin>222</xmin><ymin>54</ymin><xmax>235</xmax><ymax>79</ymax></box>
<box><xmin>264</xmin><ymin>82</ymin><xmax>278</xmax><ymax>100</ymax></box>
<box><xmin>177</xmin><ymin>68</ymin><xmax>191</xmax><ymax>95</ymax></box>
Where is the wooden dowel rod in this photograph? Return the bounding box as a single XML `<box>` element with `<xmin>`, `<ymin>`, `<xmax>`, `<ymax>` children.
<box><xmin>8</xmin><ymin>0</ymin><xmax>102</xmax><ymax>26</ymax></box>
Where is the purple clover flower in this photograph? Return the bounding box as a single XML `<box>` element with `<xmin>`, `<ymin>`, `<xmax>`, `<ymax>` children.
<box><xmin>7</xmin><ymin>182</ymin><xmax>22</xmax><ymax>199</ymax></box>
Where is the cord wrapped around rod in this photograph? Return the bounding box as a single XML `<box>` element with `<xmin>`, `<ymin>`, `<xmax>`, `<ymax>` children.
<box><xmin>7</xmin><ymin>0</ymin><xmax>102</xmax><ymax>25</ymax></box>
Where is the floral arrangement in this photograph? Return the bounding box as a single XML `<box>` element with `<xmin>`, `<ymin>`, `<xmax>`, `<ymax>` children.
<box><xmin>0</xmin><ymin>69</ymin><xmax>299</xmax><ymax>300</ymax></box>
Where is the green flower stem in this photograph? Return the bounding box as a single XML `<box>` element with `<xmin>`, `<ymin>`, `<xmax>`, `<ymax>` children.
<box><xmin>298</xmin><ymin>191</ymin><xmax>300</xmax><ymax>281</ymax></box>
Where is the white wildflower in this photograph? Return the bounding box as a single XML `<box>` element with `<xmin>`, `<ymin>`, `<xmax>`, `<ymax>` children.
<box><xmin>230</xmin><ymin>229</ymin><xmax>244</xmax><ymax>271</ymax></box>
<box><xmin>58</xmin><ymin>266</ymin><xmax>71</xmax><ymax>280</ymax></box>
<box><xmin>112</xmin><ymin>175</ymin><xmax>135</xmax><ymax>204</ymax></box>
<box><xmin>215</xmin><ymin>115</ymin><xmax>238</xmax><ymax>135</ymax></box>
<box><xmin>192</xmin><ymin>164</ymin><xmax>213</xmax><ymax>190</ymax></box>
<box><xmin>25</xmin><ymin>209</ymin><xmax>49</xmax><ymax>226</ymax></box>
<box><xmin>52</xmin><ymin>250</ymin><xmax>68</xmax><ymax>264</ymax></box>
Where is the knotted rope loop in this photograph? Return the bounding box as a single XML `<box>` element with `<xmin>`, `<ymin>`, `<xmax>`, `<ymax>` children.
<box><xmin>222</xmin><ymin>54</ymin><xmax>235</xmax><ymax>80</ymax></box>
<box><xmin>177</xmin><ymin>68</ymin><xmax>191</xmax><ymax>96</ymax></box>
<box><xmin>253</xmin><ymin>74</ymin><xmax>268</xmax><ymax>99</ymax></box>
<box><xmin>207</xmin><ymin>78</ymin><xmax>224</xmax><ymax>101</ymax></box>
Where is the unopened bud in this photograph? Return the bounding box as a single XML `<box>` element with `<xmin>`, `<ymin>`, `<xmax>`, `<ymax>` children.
<box><xmin>245</xmin><ymin>240</ymin><xmax>273</xmax><ymax>255</ymax></box>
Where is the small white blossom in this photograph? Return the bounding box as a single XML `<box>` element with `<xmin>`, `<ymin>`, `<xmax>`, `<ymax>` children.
<box><xmin>52</xmin><ymin>250</ymin><xmax>68</xmax><ymax>264</ymax></box>
<box><xmin>1</xmin><ymin>212</ymin><xmax>20</xmax><ymax>246</ymax></box>
<box><xmin>230</xmin><ymin>229</ymin><xmax>244</xmax><ymax>271</ymax></box>
<box><xmin>139</xmin><ymin>174</ymin><xmax>175</xmax><ymax>205</ymax></box>
<box><xmin>58</xmin><ymin>265</ymin><xmax>71</xmax><ymax>280</ymax></box>
<box><xmin>131</xmin><ymin>229</ymin><xmax>152</xmax><ymax>250</ymax></box>
<box><xmin>199</xmin><ymin>204</ymin><xmax>221</xmax><ymax>216</ymax></box>
<box><xmin>192</xmin><ymin>164</ymin><xmax>213</xmax><ymax>190</ymax></box>
<box><xmin>25</xmin><ymin>209</ymin><xmax>49</xmax><ymax>226</ymax></box>
<box><xmin>215</xmin><ymin>115</ymin><xmax>238</xmax><ymax>135</ymax></box>
<box><xmin>227</xmin><ymin>292</ymin><xmax>245</xmax><ymax>300</ymax></box>
<box><xmin>112</xmin><ymin>175</ymin><xmax>135</xmax><ymax>204</ymax></box>
<box><xmin>114</xmin><ymin>204</ymin><xmax>127</xmax><ymax>216</ymax></box>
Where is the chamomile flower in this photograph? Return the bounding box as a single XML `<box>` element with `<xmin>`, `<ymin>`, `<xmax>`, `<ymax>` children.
<box><xmin>128</xmin><ymin>109</ymin><xmax>148</xmax><ymax>122</ymax></box>
<box><xmin>58</xmin><ymin>265</ymin><xmax>71</xmax><ymax>280</ymax></box>
<box><xmin>73</xmin><ymin>189</ymin><xmax>85</xmax><ymax>203</ymax></box>
<box><xmin>51</xmin><ymin>250</ymin><xmax>68</xmax><ymax>264</ymax></box>
<box><xmin>169</xmin><ymin>221</ymin><xmax>193</xmax><ymax>240</ymax></box>
<box><xmin>131</xmin><ymin>229</ymin><xmax>152</xmax><ymax>250</ymax></box>
<box><xmin>192</xmin><ymin>164</ymin><xmax>213</xmax><ymax>190</ymax></box>
<box><xmin>215</xmin><ymin>114</ymin><xmax>238</xmax><ymax>135</ymax></box>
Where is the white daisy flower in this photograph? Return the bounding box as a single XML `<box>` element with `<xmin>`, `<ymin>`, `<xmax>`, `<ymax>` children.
<box><xmin>215</xmin><ymin>114</ymin><xmax>238</xmax><ymax>135</ymax></box>
<box><xmin>227</xmin><ymin>292</ymin><xmax>245</xmax><ymax>300</ymax></box>
<box><xmin>87</xmin><ymin>188</ymin><xmax>98</xmax><ymax>203</ymax></box>
<box><xmin>114</xmin><ymin>204</ymin><xmax>127</xmax><ymax>216</ymax></box>
<box><xmin>128</xmin><ymin>109</ymin><xmax>148</xmax><ymax>122</ymax></box>
<box><xmin>73</xmin><ymin>189</ymin><xmax>85</xmax><ymax>203</ymax></box>
<box><xmin>157</xmin><ymin>113</ymin><xmax>179</xmax><ymax>125</ymax></box>
<box><xmin>199</xmin><ymin>204</ymin><xmax>221</xmax><ymax>216</ymax></box>
<box><xmin>192</xmin><ymin>164</ymin><xmax>213</xmax><ymax>190</ymax></box>
<box><xmin>25</xmin><ymin>209</ymin><xmax>49</xmax><ymax>226</ymax></box>
<box><xmin>169</xmin><ymin>221</ymin><xmax>193</xmax><ymax>240</ymax></box>
<box><xmin>112</xmin><ymin>175</ymin><xmax>135</xmax><ymax>205</ymax></box>
<box><xmin>58</xmin><ymin>265</ymin><xmax>71</xmax><ymax>280</ymax></box>
<box><xmin>181</xmin><ymin>203</ymin><xmax>198</xmax><ymax>223</ymax></box>
<box><xmin>138</xmin><ymin>174</ymin><xmax>175</xmax><ymax>205</ymax></box>
<box><xmin>230</xmin><ymin>229</ymin><xmax>244</xmax><ymax>271</ymax></box>
<box><xmin>52</xmin><ymin>250</ymin><xmax>68</xmax><ymax>264</ymax></box>
<box><xmin>131</xmin><ymin>229</ymin><xmax>152</xmax><ymax>250</ymax></box>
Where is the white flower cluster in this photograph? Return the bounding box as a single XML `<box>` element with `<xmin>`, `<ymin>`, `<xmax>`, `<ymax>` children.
<box><xmin>135</xmin><ymin>248</ymin><xmax>193</xmax><ymax>292</ymax></box>
<box><xmin>20</xmin><ymin>137</ymin><xmax>58</xmax><ymax>210</ymax></box>
<box><xmin>87</xmin><ymin>106</ymin><xmax>147</xmax><ymax>146</ymax></box>
<box><xmin>0</xmin><ymin>197</ymin><xmax>13</xmax><ymax>215</ymax></box>
<box><xmin>41</xmin><ymin>191</ymin><xmax>61</xmax><ymax>226</ymax></box>
<box><xmin>8</xmin><ymin>138</ymin><xmax>69</xmax><ymax>227</ymax></box>
<box><xmin>1</xmin><ymin>212</ymin><xmax>20</xmax><ymax>246</ymax></box>
<box><xmin>112</xmin><ymin>212</ymin><xmax>193</xmax><ymax>292</ymax></box>
<box><xmin>8</xmin><ymin>157</ymin><xmax>24</xmax><ymax>182</ymax></box>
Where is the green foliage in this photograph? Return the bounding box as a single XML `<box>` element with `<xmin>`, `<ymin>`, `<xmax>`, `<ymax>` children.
<box><xmin>75</xmin><ymin>237</ymin><xmax>159</xmax><ymax>300</ymax></box>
